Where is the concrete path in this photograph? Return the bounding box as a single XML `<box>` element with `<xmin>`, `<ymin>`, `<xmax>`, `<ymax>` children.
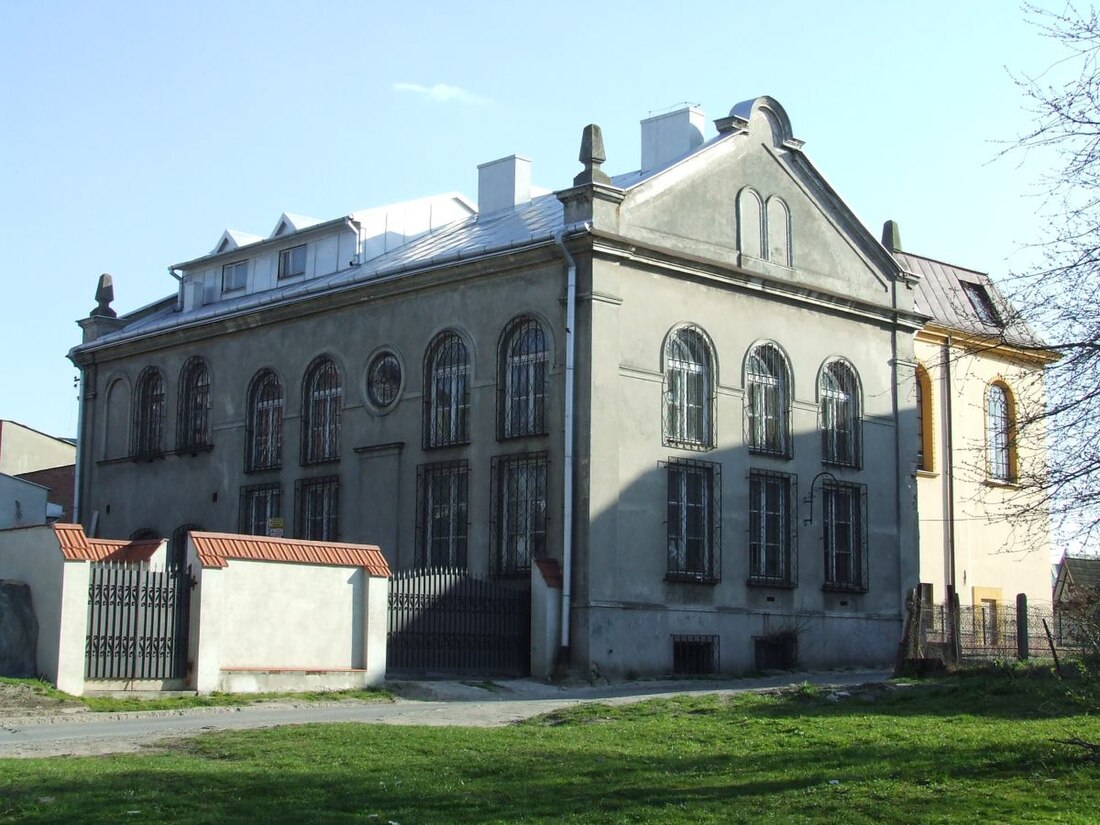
<box><xmin>0</xmin><ymin>669</ymin><xmax>890</xmax><ymax>759</ymax></box>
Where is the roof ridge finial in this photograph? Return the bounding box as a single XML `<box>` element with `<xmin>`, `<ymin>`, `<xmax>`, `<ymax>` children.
<box><xmin>881</xmin><ymin>220</ymin><xmax>902</xmax><ymax>253</ymax></box>
<box><xmin>90</xmin><ymin>273</ymin><xmax>117</xmax><ymax>319</ymax></box>
<box><xmin>574</xmin><ymin>124</ymin><xmax>611</xmax><ymax>186</ymax></box>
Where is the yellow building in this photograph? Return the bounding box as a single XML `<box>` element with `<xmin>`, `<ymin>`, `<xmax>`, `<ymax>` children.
<box><xmin>883</xmin><ymin>222</ymin><xmax>1058</xmax><ymax>608</ymax></box>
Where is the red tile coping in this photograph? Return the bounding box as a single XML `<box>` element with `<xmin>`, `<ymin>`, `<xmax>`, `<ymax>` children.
<box><xmin>219</xmin><ymin>667</ymin><xmax>368</xmax><ymax>673</ymax></box>
<box><xmin>190</xmin><ymin>531</ymin><xmax>390</xmax><ymax>577</ymax></box>
<box><xmin>535</xmin><ymin>558</ymin><xmax>563</xmax><ymax>588</ymax></box>
<box><xmin>51</xmin><ymin>523</ymin><xmax>161</xmax><ymax>562</ymax></box>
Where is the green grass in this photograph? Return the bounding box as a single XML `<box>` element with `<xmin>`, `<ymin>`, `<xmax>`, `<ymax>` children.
<box><xmin>1</xmin><ymin>674</ymin><xmax>1098</xmax><ymax>824</ymax></box>
<box><xmin>0</xmin><ymin>677</ymin><xmax>390</xmax><ymax>713</ymax></box>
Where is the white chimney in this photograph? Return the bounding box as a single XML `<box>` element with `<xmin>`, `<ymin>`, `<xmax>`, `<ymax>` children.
<box><xmin>477</xmin><ymin>155</ymin><xmax>532</xmax><ymax>215</ymax></box>
<box><xmin>641</xmin><ymin>106</ymin><xmax>705</xmax><ymax>172</ymax></box>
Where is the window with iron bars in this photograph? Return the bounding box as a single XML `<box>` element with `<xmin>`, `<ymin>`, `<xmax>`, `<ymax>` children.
<box><xmin>239</xmin><ymin>483</ymin><xmax>281</xmax><ymax>536</ymax></box>
<box><xmin>491</xmin><ymin>452</ymin><xmax>547</xmax><ymax>577</ymax></box>
<box><xmin>301</xmin><ymin>357</ymin><xmax>341</xmax><ymax>465</ymax></box>
<box><xmin>416</xmin><ymin>460</ymin><xmax>469</xmax><ymax>569</ymax></box>
<box><xmin>133</xmin><ymin>366</ymin><xmax>166</xmax><ymax>459</ymax></box>
<box><xmin>663</xmin><ymin>326</ymin><xmax>715</xmax><ymax>450</ymax></box>
<box><xmin>822</xmin><ymin>480</ymin><xmax>868</xmax><ymax>592</ymax></box>
<box><xmin>176</xmin><ymin>357</ymin><xmax>211</xmax><ymax>453</ymax></box>
<box><xmin>664</xmin><ymin>458</ymin><xmax>721</xmax><ymax>582</ymax></box>
<box><xmin>424</xmin><ymin>331</ymin><xmax>470</xmax><ymax>448</ymax></box>
<box><xmin>672</xmin><ymin>634</ymin><xmax>719</xmax><ymax>675</ymax></box>
<box><xmin>296</xmin><ymin>476</ymin><xmax>339</xmax><ymax>541</ymax></box>
<box><xmin>819</xmin><ymin>360</ymin><xmax>861</xmax><ymax>467</ymax></box>
<box><xmin>748</xmin><ymin>469</ymin><xmax>797</xmax><ymax>587</ymax></box>
<box><xmin>246</xmin><ymin>369</ymin><xmax>283</xmax><ymax>471</ymax></box>
<box><xmin>745</xmin><ymin>343</ymin><xmax>790</xmax><ymax>458</ymax></box>
<box><xmin>498</xmin><ymin>317</ymin><xmax>548</xmax><ymax>439</ymax></box>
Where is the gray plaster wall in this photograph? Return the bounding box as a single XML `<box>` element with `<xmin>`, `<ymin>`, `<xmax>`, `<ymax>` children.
<box><xmin>78</xmin><ymin>253</ymin><xmax>569</xmax><ymax>579</ymax></box>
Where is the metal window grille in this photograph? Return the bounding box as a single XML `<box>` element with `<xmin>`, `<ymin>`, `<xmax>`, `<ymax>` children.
<box><xmin>822</xmin><ymin>480</ymin><xmax>869</xmax><ymax>591</ymax></box>
<box><xmin>416</xmin><ymin>460</ymin><xmax>469</xmax><ymax>568</ymax></box>
<box><xmin>239</xmin><ymin>483</ymin><xmax>281</xmax><ymax>536</ymax></box>
<box><xmin>491</xmin><ymin>452</ymin><xmax>548</xmax><ymax>576</ymax></box>
<box><xmin>301</xmin><ymin>357</ymin><xmax>342</xmax><ymax>464</ymax></box>
<box><xmin>987</xmin><ymin>384</ymin><xmax>1012</xmax><ymax>481</ymax></box>
<box><xmin>915</xmin><ymin>367</ymin><xmax>928</xmax><ymax>471</ymax></box>
<box><xmin>278</xmin><ymin>244</ymin><xmax>306</xmax><ymax>279</ymax></box>
<box><xmin>820</xmin><ymin>361</ymin><xmax>861</xmax><ymax>467</ymax></box>
<box><xmin>133</xmin><ymin>366</ymin><xmax>166</xmax><ymax>459</ymax></box>
<box><xmin>663</xmin><ymin>327</ymin><xmax>714</xmax><ymax>450</ymax></box>
<box><xmin>664</xmin><ymin>458</ymin><xmax>721</xmax><ymax>582</ymax></box>
<box><xmin>747</xmin><ymin>469</ymin><xmax>797</xmax><ymax>587</ymax></box>
<box><xmin>498</xmin><ymin>318</ymin><xmax>548</xmax><ymax>439</ymax></box>
<box><xmin>745</xmin><ymin>344</ymin><xmax>790</xmax><ymax>457</ymax></box>
<box><xmin>176</xmin><ymin>357</ymin><xmax>210</xmax><ymax>452</ymax></box>
<box><xmin>754</xmin><ymin>632</ymin><xmax>798</xmax><ymax>670</ymax></box>
<box><xmin>424</xmin><ymin>331</ymin><xmax>470</xmax><ymax>448</ymax></box>
<box><xmin>246</xmin><ymin>369</ymin><xmax>283</xmax><ymax>471</ymax></box>
<box><xmin>367</xmin><ymin>352</ymin><xmax>403</xmax><ymax>409</ymax></box>
<box><xmin>672</xmin><ymin>634</ymin><xmax>719</xmax><ymax>675</ymax></box>
<box><xmin>296</xmin><ymin>476</ymin><xmax>339</xmax><ymax>541</ymax></box>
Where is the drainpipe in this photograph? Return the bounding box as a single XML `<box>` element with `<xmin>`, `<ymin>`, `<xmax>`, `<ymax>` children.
<box><xmin>344</xmin><ymin>217</ymin><xmax>363</xmax><ymax>266</ymax></box>
<box><xmin>553</xmin><ymin>229</ymin><xmax>578</xmax><ymax>655</ymax></box>
<box><xmin>943</xmin><ymin>337</ymin><xmax>957</xmax><ymax>593</ymax></box>
<box><xmin>72</xmin><ymin>362</ymin><xmax>88</xmax><ymax>525</ymax></box>
<box><xmin>168</xmin><ymin>267</ymin><xmax>183</xmax><ymax>311</ymax></box>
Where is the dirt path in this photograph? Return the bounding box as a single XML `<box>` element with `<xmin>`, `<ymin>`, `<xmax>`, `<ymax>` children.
<box><xmin>0</xmin><ymin>669</ymin><xmax>891</xmax><ymax>759</ymax></box>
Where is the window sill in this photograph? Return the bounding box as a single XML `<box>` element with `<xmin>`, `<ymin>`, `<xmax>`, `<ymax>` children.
<box><xmin>245</xmin><ymin>464</ymin><xmax>283</xmax><ymax>475</ymax></box>
<box><xmin>174</xmin><ymin>443</ymin><xmax>214</xmax><ymax>457</ymax></box>
<box><xmin>664</xmin><ymin>438</ymin><xmax>715</xmax><ymax>452</ymax></box>
<box><xmin>747</xmin><ymin>577</ymin><xmax>796</xmax><ymax>590</ymax></box>
<box><xmin>822</xmin><ymin>582</ymin><xmax>868</xmax><ymax>594</ymax></box>
<box><xmin>131</xmin><ymin>451</ymin><xmax>166</xmax><ymax>463</ymax></box>
<box><xmin>982</xmin><ymin>478</ymin><xmax>1020</xmax><ymax>490</ymax></box>
<box><xmin>665</xmin><ymin>573</ymin><xmax>719</xmax><ymax>585</ymax></box>
<box><xmin>822</xmin><ymin>459</ymin><xmax>861</xmax><ymax>471</ymax></box>
<box><xmin>498</xmin><ymin>430</ymin><xmax>549</xmax><ymax>442</ymax></box>
<box><xmin>915</xmin><ymin>469</ymin><xmax>937</xmax><ymax>479</ymax></box>
<box><xmin>300</xmin><ymin>456</ymin><xmax>341</xmax><ymax>468</ymax></box>
<box><xmin>424</xmin><ymin>439</ymin><xmax>471</xmax><ymax>452</ymax></box>
<box><xmin>748</xmin><ymin>447</ymin><xmax>791</xmax><ymax>460</ymax></box>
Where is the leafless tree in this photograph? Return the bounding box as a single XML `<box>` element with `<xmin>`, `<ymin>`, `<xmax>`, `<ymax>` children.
<box><xmin>1000</xmin><ymin>3</ymin><xmax>1100</xmax><ymax>548</ymax></box>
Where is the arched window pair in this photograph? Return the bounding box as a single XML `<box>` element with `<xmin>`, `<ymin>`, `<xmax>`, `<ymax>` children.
<box><xmin>244</xmin><ymin>357</ymin><xmax>342</xmax><ymax>470</ymax></box>
<box><xmin>422</xmin><ymin>318</ymin><xmax>549</xmax><ymax>449</ymax></box>
<box><xmin>737</xmin><ymin>188</ymin><xmax>792</xmax><ymax>267</ymax></box>
<box><xmin>131</xmin><ymin>358</ymin><xmax>211</xmax><ymax>459</ymax></box>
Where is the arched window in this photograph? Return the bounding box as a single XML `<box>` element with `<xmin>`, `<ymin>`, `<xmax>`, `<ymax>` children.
<box><xmin>133</xmin><ymin>367</ymin><xmax>166</xmax><ymax>458</ymax></box>
<box><xmin>499</xmin><ymin>317</ymin><xmax>548</xmax><ymax>439</ymax></box>
<box><xmin>766</xmin><ymin>196</ymin><xmax>792</xmax><ymax>267</ymax></box>
<box><xmin>301</xmin><ymin>357</ymin><xmax>342</xmax><ymax>464</ymax></box>
<box><xmin>664</xmin><ymin>326</ymin><xmax>714</xmax><ymax>448</ymax></box>
<box><xmin>177</xmin><ymin>357</ymin><xmax>210</xmax><ymax>452</ymax></box>
<box><xmin>819</xmin><ymin>360</ymin><xmax>861</xmax><ymax>467</ymax></box>
<box><xmin>745</xmin><ymin>343</ymin><xmax>790</xmax><ymax>457</ymax></box>
<box><xmin>987</xmin><ymin>382</ymin><xmax>1016</xmax><ymax>482</ymax></box>
<box><xmin>737</xmin><ymin>187</ymin><xmax>764</xmax><ymax>259</ymax></box>
<box><xmin>246</xmin><ymin>369</ymin><xmax>284</xmax><ymax>471</ymax></box>
<box><xmin>169</xmin><ymin>523</ymin><xmax>201</xmax><ymax>568</ymax></box>
<box><xmin>915</xmin><ymin>365</ymin><xmax>933</xmax><ymax>472</ymax></box>
<box><xmin>103</xmin><ymin>378</ymin><xmax>130</xmax><ymax>459</ymax></box>
<box><xmin>130</xmin><ymin>527</ymin><xmax>159</xmax><ymax>541</ymax></box>
<box><xmin>424</xmin><ymin>331</ymin><xmax>470</xmax><ymax>448</ymax></box>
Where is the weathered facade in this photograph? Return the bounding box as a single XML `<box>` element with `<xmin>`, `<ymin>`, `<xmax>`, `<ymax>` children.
<box><xmin>70</xmin><ymin>97</ymin><xmax>925</xmax><ymax>676</ymax></box>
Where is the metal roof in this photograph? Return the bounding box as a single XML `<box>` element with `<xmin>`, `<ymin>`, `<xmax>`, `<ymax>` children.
<box><xmin>898</xmin><ymin>251</ymin><xmax>1044</xmax><ymax>348</ymax></box>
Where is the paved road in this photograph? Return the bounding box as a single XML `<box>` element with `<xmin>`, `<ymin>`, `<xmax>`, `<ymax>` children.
<box><xmin>0</xmin><ymin>669</ymin><xmax>890</xmax><ymax>759</ymax></box>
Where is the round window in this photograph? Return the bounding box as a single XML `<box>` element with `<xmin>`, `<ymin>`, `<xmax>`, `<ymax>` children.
<box><xmin>367</xmin><ymin>352</ymin><xmax>402</xmax><ymax>408</ymax></box>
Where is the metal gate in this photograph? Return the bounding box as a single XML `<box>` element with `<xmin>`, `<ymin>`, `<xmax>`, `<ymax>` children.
<box><xmin>85</xmin><ymin>562</ymin><xmax>191</xmax><ymax>680</ymax></box>
<box><xmin>387</xmin><ymin>568</ymin><xmax>530</xmax><ymax>675</ymax></box>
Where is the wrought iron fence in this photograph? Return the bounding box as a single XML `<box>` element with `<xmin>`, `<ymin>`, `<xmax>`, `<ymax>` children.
<box><xmin>85</xmin><ymin>562</ymin><xmax>191</xmax><ymax>680</ymax></box>
<box><xmin>387</xmin><ymin>567</ymin><xmax>530</xmax><ymax>675</ymax></box>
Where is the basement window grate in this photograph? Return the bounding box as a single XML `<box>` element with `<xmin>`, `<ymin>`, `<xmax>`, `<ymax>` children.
<box><xmin>672</xmin><ymin>634</ymin><xmax>719</xmax><ymax>675</ymax></box>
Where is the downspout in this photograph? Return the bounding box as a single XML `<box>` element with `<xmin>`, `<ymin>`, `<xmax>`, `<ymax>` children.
<box><xmin>344</xmin><ymin>217</ymin><xmax>363</xmax><ymax>266</ymax></box>
<box><xmin>168</xmin><ymin>267</ymin><xmax>183</xmax><ymax>311</ymax></box>
<box><xmin>891</xmin><ymin>287</ymin><xmax>904</xmax><ymax>609</ymax></box>
<box><xmin>553</xmin><ymin>229</ymin><xmax>578</xmax><ymax>655</ymax></box>
<box><xmin>942</xmin><ymin>337</ymin><xmax>957</xmax><ymax>593</ymax></box>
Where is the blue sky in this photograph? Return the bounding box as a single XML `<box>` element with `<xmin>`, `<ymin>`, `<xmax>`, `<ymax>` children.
<box><xmin>1</xmin><ymin>0</ymin><xmax>1068</xmax><ymax>438</ymax></box>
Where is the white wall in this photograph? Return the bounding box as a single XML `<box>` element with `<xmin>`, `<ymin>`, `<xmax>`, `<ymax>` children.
<box><xmin>0</xmin><ymin>475</ymin><xmax>49</xmax><ymax>529</ymax></box>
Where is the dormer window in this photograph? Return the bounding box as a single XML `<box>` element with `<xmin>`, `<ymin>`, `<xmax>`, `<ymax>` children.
<box><xmin>222</xmin><ymin>260</ymin><xmax>248</xmax><ymax>293</ymax></box>
<box><xmin>961</xmin><ymin>281</ymin><xmax>1001</xmax><ymax>326</ymax></box>
<box><xmin>278</xmin><ymin>244</ymin><xmax>307</xmax><ymax>279</ymax></box>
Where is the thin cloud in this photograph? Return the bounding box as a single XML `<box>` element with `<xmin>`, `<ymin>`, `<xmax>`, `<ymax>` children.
<box><xmin>392</xmin><ymin>82</ymin><xmax>492</xmax><ymax>106</ymax></box>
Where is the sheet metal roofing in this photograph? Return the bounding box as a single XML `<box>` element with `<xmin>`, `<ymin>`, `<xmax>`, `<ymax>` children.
<box><xmin>190</xmin><ymin>531</ymin><xmax>390</xmax><ymax>576</ymax></box>
<box><xmin>76</xmin><ymin>191</ymin><xmax>572</xmax><ymax>352</ymax></box>
<box><xmin>898</xmin><ymin>251</ymin><xmax>1044</xmax><ymax>348</ymax></box>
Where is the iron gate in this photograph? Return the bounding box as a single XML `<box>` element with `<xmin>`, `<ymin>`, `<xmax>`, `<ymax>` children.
<box><xmin>387</xmin><ymin>568</ymin><xmax>530</xmax><ymax>675</ymax></box>
<box><xmin>85</xmin><ymin>562</ymin><xmax>191</xmax><ymax>680</ymax></box>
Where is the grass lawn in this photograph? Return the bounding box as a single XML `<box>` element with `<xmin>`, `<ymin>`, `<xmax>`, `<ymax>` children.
<box><xmin>1</xmin><ymin>672</ymin><xmax>1097</xmax><ymax>824</ymax></box>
